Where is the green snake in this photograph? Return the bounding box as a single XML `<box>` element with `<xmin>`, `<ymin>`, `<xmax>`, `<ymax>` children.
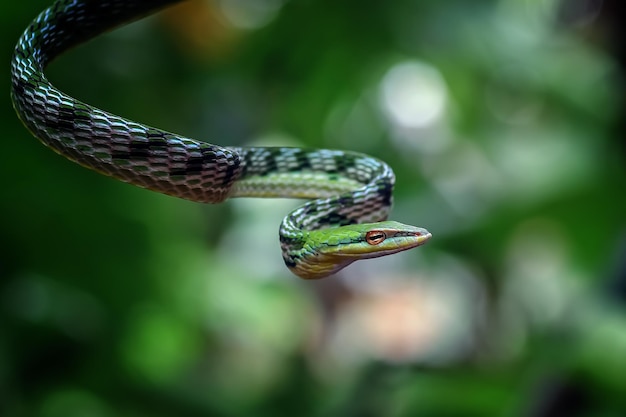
<box><xmin>11</xmin><ymin>0</ymin><xmax>431</xmax><ymax>279</ymax></box>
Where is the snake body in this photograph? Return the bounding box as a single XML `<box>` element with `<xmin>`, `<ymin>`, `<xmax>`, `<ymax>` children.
<box><xmin>11</xmin><ymin>0</ymin><xmax>431</xmax><ymax>279</ymax></box>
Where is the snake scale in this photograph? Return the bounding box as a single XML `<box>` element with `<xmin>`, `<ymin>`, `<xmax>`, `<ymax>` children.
<box><xmin>11</xmin><ymin>0</ymin><xmax>431</xmax><ymax>279</ymax></box>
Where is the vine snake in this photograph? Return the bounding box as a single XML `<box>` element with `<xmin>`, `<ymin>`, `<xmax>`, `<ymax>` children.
<box><xmin>10</xmin><ymin>0</ymin><xmax>431</xmax><ymax>279</ymax></box>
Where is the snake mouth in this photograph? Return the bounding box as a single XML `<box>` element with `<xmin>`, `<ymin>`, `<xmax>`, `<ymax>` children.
<box><xmin>414</xmin><ymin>231</ymin><xmax>432</xmax><ymax>245</ymax></box>
<box><xmin>389</xmin><ymin>230</ymin><xmax>432</xmax><ymax>252</ymax></box>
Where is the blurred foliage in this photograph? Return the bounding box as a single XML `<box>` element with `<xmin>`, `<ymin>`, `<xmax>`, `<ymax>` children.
<box><xmin>1</xmin><ymin>0</ymin><xmax>625</xmax><ymax>416</ymax></box>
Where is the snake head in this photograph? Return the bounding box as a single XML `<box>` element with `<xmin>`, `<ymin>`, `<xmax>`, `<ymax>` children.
<box><xmin>291</xmin><ymin>221</ymin><xmax>431</xmax><ymax>279</ymax></box>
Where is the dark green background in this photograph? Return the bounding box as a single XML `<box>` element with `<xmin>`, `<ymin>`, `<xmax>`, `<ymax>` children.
<box><xmin>1</xmin><ymin>0</ymin><xmax>625</xmax><ymax>416</ymax></box>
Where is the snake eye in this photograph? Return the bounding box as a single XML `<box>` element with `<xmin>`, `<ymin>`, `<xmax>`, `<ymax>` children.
<box><xmin>365</xmin><ymin>230</ymin><xmax>386</xmax><ymax>245</ymax></box>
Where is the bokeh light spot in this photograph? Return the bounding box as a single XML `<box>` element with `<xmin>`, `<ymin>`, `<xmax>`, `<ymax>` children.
<box><xmin>379</xmin><ymin>61</ymin><xmax>447</xmax><ymax>129</ymax></box>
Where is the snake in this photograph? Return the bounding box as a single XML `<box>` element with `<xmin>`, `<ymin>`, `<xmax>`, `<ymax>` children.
<box><xmin>10</xmin><ymin>0</ymin><xmax>431</xmax><ymax>280</ymax></box>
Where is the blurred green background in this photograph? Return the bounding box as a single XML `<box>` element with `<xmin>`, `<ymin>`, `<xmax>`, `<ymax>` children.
<box><xmin>1</xmin><ymin>0</ymin><xmax>625</xmax><ymax>416</ymax></box>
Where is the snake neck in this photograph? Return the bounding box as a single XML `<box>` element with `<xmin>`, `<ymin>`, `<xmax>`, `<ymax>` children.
<box><xmin>278</xmin><ymin>173</ymin><xmax>394</xmax><ymax>278</ymax></box>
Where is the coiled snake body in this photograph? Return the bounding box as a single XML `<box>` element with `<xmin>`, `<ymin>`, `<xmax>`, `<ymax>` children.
<box><xmin>11</xmin><ymin>0</ymin><xmax>431</xmax><ymax>279</ymax></box>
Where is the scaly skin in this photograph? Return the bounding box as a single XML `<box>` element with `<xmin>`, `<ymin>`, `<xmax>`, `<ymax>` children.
<box><xmin>10</xmin><ymin>0</ymin><xmax>431</xmax><ymax>279</ymax></box>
